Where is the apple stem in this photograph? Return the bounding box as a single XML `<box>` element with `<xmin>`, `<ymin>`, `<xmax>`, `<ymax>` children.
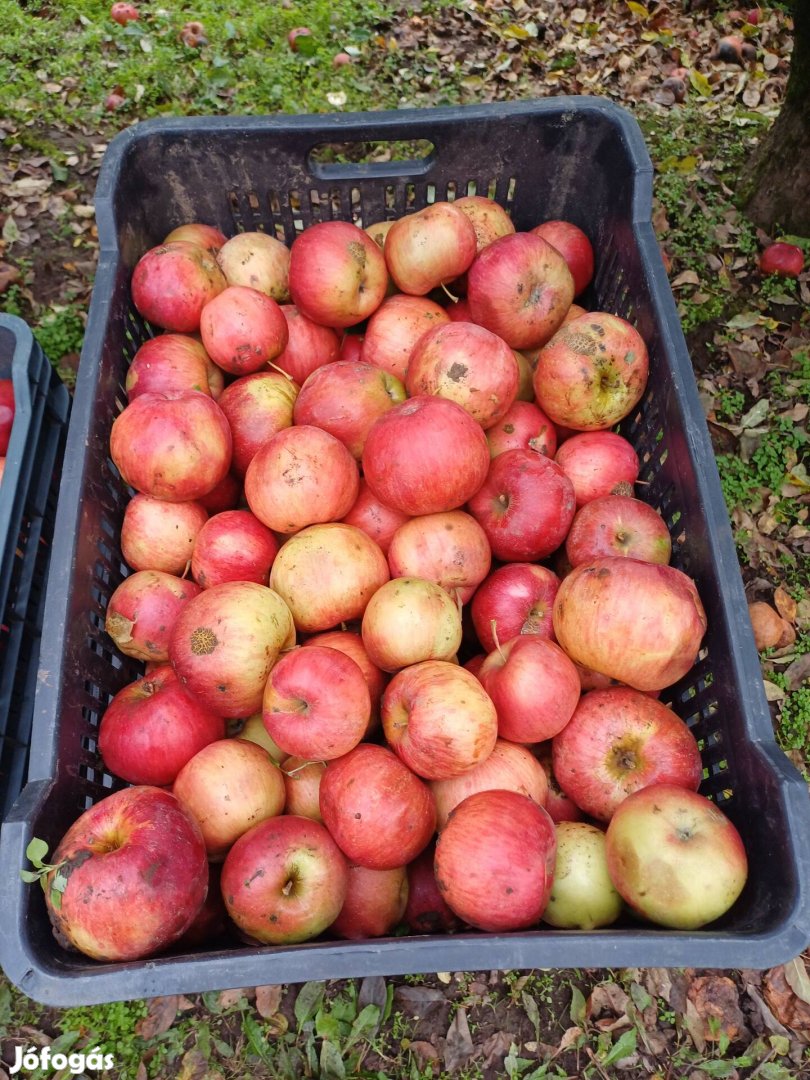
<box><xmin>283</xmin><ymin>760</ymin><xmax>316</xmax><ymax>777</ymax></box>
<box><xmin>491</xmin><ymin>620</ymin><xmax>506</xmax><ymax>662</ymax></box>
<box><xmin>181</xmin><ymin>559</ymin><xmax>192</xmax><ymax>580</ymax></box>
<box><xmin>440</xmin><ymin>281</ymin><xmax>459</xmax><ymax>304</ymax></box>
<box><xmin>267</xmin><ymin>361</ymin><xmax>294</xmax><ymax>382</ymax></box>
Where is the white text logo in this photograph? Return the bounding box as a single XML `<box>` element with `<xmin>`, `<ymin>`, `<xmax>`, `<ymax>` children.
<box><xmin>9</xmin><ymin>1045</ymin><xmax>115</xmax><ymax>1074</ymax></box>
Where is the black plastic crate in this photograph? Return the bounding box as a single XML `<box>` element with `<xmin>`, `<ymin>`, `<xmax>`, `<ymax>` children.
<box><xmin>1</xmin><ymin>99</ymin><xmax>809</xmax><ymax>1006</ymax></box>
<box><xmin>0</xmin><ymin>316</ymin><xmax>70</xmax><ymax>821</ymax></box>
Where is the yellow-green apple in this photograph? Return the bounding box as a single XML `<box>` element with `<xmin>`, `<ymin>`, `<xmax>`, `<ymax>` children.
<box><xmin>216</xmin><ymin>231</ymin><xmax>290</xmax><ymax>301</ymax></box>
<box><xmin>361</xmin><ymin>577</ymin><xmax>462</xmax><ymax>673</ymax></box>
<box><xmin>273</xmin><ymin>304</ymin><xmax>340</xmax><ymax>384</ymax></box>
<box><xmin>363</xmin><ymin>396</ymin><xmax>490</xmax><ymax>516</ymax></box>
<box><xmin>200</xmin><ymin>286</ymin><xmax>288</xmax><ymax>375</ymax></box>
<box><xmin>42</xmin><ymin>786</ymin><xmax>208</xmax><ymax>962</ymax></box>
<box><xmin>319</xmin><ymin>744</ymin><xmax>437</xmax><ymax>869</ymax></box>
<box><xmin>269</xmin><ymin>523</ymin><xmax>390</xmax><ymax>633</ymax></box>
<box><xmin>471</xmin><ymin>562</ymin><xmax>560</xmax><ymax>653</ymax></box>
<box><xmin>430</xmin><ymin>738</ymin><xmax>548</xmax><ymax>829</ymax></box>
<box><xmin>98</xmin><ymin>664</ymin><xmax>225</xmax><ymax>786</ymax></box>
<box><xmin>605</xmin><ymin>784</ymin><xmax>748</xmax><ymax>929</ymax></box>
<box><xmin>173</xmin><ymin>738</ymin><xmax>286</xmax><ymax>861</ymax></box>
<box><xmin>453</xmin><ymin>195</ymin><xmax>515</xmax><ymax>252</ymax></box>
<box><xmin>190</xmin><ymin>509</ymin><xmax>279</xmax><ymax>588</ymax></box>
<box><xmin>434</xmin><ymin>789</ymin><xmax>556</xmax><ymax>932</ymax></box>
<box><xmin>565</xmin><ymin>495</ymin><xmax>672</xmax><ymax>567</ymax></box>
<box><xmin>466</xmin><ymin>232</ymin><xmax>574</xmax><ymax>350</ymax></box>
<box><xmin>263</xmin><ymin>645</ymin><xmax>370</xmax><ymax>760</ymax></box>
<box><xmin>384</xmin><ymin>203</ymin><xmax>477</xmax><ymax>295</ymax></box>
<box><xmin>110</xmin><ymin>390</ymin><xmax>232</xmax><ymax>501</ymax></box>
<box><xmin>362</xmin><ymin>294</ymin><xmax>450</xmax><ymax>381</ymax></box>
<box><xmin>289</xmin><ymin>220</ymin><xmax>389</xmax><ymax>327</ymax></box>
<box><xmin>533</xmin><ymin>313</ymin><xmax>648</xmax><ymax>430</ymax></box>
<box><xmin>131</xmin><ymin>241</ymin><xmax>226</xmax><ymax>332</ymax></box>
<box><xmin>406</xmin><ymin>322</ymin><xmax>519</xmax><ymax>429</ymax></box>
<box><xmin>221</xmin><ymin>815</ymin><xmax>349</xmax><ymax>944</ymax></box>
<box><xmin>106</xmin><ymin>570</ymin><xmax>201</xmax><ymax>663</ymax></box>
<box><xmin>341</xmin><ymin>479</ymin><xmax>411</xmax><ymax>555</ymax></box>
<box><xmin>330</xmin><ymin>863</ymin><xmax>408</xmax><ymax>939</ymax></box>
<box><xmin>531</xmin><ymin>220</ymin><xmax>594</xmax><ymax>296</ymax></box>
<box><xmin>169</xmin><ymin>581</ymin><xmax>295</xmax><ymax>717</ymax></box>
<box><xmin>125</xmin><ymin>333</ymin><xmax>224</xmax><ymax>401</ymax></box>
<box><xmin>281</xmin><ymin>756</ymin><xmax>326</xmax><ymax>821</ymax></box>
<box><xmin>235</xmin><ymin>711</ymin><xmax>286</xmax><ymax>763</ymax></box>
<box><xmin>468</xmin><ymin>448</ymin><xmax>576</xmax><ymax>562</ymax></box>
<box><xmin>555</xmin><ymin>430</ymin><xmax>639</xmax><ymax>507</ymax></box>
<box><xmin>551</xmin><ymin>687</ymin><xmax>703</xmax><ymax>821</ymax></box>
<box><xmin>293</xmin><ymin>361</ymin><xmax>406</xmax><ymax>459</ymax></box>
<box><xmin>479</xmin><ymin>636</ymin><xmax>580</xmax><ymax>743</ymax></box>
<box><xmin>552</xmin><ymin>557</ymin><xmax>707</xmax><ymax>692</ymax></box>
<box><xmin>121</xmin><ymin>494</ymin><xmax>208</xmax><ymax>575</ymax></box>
<box><xmin>387</xmin><ymin>510</ymin><xmax>491</xmax><ymax>605</ymax></box>
<box><xmin>382</xmin><ymin>660</ymin><xmax>498</xmax><ymax>780</ymax></box>
<box><xmin>486</xmin><ymin>400</ymin><xmax>557</xmax><ymax>459</ymax></box>
<box><xmin>543</xmin><ymin>821</ymin><xmax>622</xmax><ymax>929</ymax></box>
<box><xmin>245</xmin><ymin>425</ymin><xmax>359</xmax><ymax>535</ymax></box>
<box><xmin>164</xmin><ymin>222</ymin><xmax>227</xmax><ymax>252</ymax></box>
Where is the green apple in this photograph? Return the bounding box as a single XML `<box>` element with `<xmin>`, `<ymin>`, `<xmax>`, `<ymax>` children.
<box><xmin>543</xmin><ymin>821</ymin><xmax>622</xmax><ymax>930</ymax></box>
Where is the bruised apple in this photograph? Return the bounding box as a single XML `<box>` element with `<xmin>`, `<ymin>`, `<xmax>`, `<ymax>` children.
<box><xmin>543</xmin><ymin>822</ymin><xmax>622</xmax><ymax>929</ymax></box>
<box><xmin>131</xmin><ymin>241</ymin><xmax>226</xmax><ymax>332</ymax></box>
<box><xmin>384</xmin><ymin>203</ymin><xmax>477</xmax><ymax>295</ymax></box>
<box><xmin>361</xmin><ymin>577</ymin><xmax>462</xmax><ymax>673</ymax></box>
<box><xmin>387</xmin><ymin>510</ymin><xmax>491</xmax><ymax>605</ymax></box>
<box><xmin>106</xmin><ymin>570</ymin><xmax>201</xmax><ymax>663</ymax></box>
<box><xmin>289</xmin><ymin>221</ymin><xmax>388</xmax><ymax>327</ymax></box>
<box><xmin>121</xmin><ymin>494</ymin><xmax>208</xmax><ymax>575</ymax></box>
<box><xmin>362</xmin><ymin>294</ymin><xmax>450</xmax><ymax>382</ymax></box>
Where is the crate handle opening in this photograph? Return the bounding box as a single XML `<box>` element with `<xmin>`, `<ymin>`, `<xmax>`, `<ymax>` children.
<box><xmin>307</xmin><ymin>139</ymin><xmax>436</xmax><ymax>179</ymax></box>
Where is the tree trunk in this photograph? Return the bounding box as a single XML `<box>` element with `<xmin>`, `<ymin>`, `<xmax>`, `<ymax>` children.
<box><xmin>739</xmin><ymin>2</ymin><xmax>810</xmax><ymax>235</ymax></box>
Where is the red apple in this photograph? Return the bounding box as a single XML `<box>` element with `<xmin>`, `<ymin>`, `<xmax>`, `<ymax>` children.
<box><xmin>533</xmin><ymin>312</ymin><xmax>649</xmax><ymax>430</ymax></box>
<box><xmin>173</xmin><ymin>738</ymin><xmax>286</xmax><ymax>860</ymax></box>
<box><xmin>338</xmin><ymin>333</ymin><xmax>364</xmax><ymax>362</ymax></box>
<box><xmin>110</xmin><ymin>391</ymin><xmax>232</xmax><ymax>501</ymax></box>
<box><xmin>42</xmin><ymin>786</ymin><xmax>207</xmax><ymax>962</ymax></box>
<box><xmin>293</xmin><ymin>361</ymin><xmax>406</xmax><ymax>458</ymax></box>
<box><xmin>221</xmin><ymin>815</ymin><xmax>349</xmax><ymax>943</ymax></box>
<box><xmin>198</xmin><ymin>471</ymin><xmax>242</xmax><ymax>514</ymax></box>
<box><xmin>565</xmin><ymin>494</ymin><xmax>672</xmax><ymax>567</ymax></box>
<box><xmin>453</xmin><ymin>195</ymin><xmax>516</xmax><ymax>252</ymax></box>
<box><xmin>430</xmin><ymin>738</ymin><xmax>548</xmax><ymax>830</ymax></box>
<box><xmin>361</xmin><ymin>577</ymin><xmax>462</xmax><ymax>673</ymax></box>
<box><xmin>273</xmin><ymin>304</ymin><xmax>341</xmax><ymax>384</ymax></box>
<box><xmin>434</xmin><ymin>789</ymin><xmax>556</xmax><ymax>932</ymax></box>
<box><xmin>0</xmin><ymin>380</ymin><xmax>14</xmax><ymax>456</ymax></box>
<box><xmin>131</xmin><ymin>241</ymin><xmax>226</xmax><ymax>332</ymax></box>
<box><xmin>303</xmin><ymin>629</ymin><xmax>387</xmax><ymax>727</ymax></box>
<box><xmin>605</xmin><ymin>784</ymin><xmax>748</xmax><ymax>929</ymax></box>
<box><xmin>174</xmin><ymin>863</ymin><xmax>228</xmax><ymax>948</ymax></box>
<box><xmin>759</xmin><ymin>242</ymin><xmax>804</xmax><ymax>278</ymax></box>
<box><xmin>531</xmin><ymin>220</ymin><xmax>595</xmax><ymax>297</ymax></box>
<box><xmin>169</xmin><ymin>581</ymin><xmax>295</xmax><ymax>717</ymax></box>
<box><xmin>106</xmin><ymin>570</ymin><xmax>201</xmax><ymax>663</ymax></box>
<box><xmin>287</xmin><ymin>26</ymin><xmax>314</xmax><ymax>51</ymax></box>
<box><xmin>471</xmin><ymin>563</ymin><xmax>560</xmax><ymax>653</ymax></box>
<box><xmin>340</xmin><ymin>479</ymin><xmax>411</xmax><ymax>555</ymax></box>
<box><xmin>216</xmin><ymin>231</ymin><xmax>290</xmax><ymax>301</ymax></box>
<box><xmin>553</xmin><ymin>557</ymin><xmax>707</xmax><ymax>692</ymax></box>
<box><xmin>382</xmin><ymin>660</ymin><xmax>498</xmax><ymax>781</ymax></box>
<box><xmin>534</xmin><ymin>745</ymin><xmax>584</xmax><ymax>823</ymax></box>
<box><xmin>126</xmin><ymin>334</ymin><xmax>224</xmax><ymax>401</ymax></box>
<box><xmin>163</xmin><ymin>223</ymin><xmax>227</xmax><ymax>253</ymax></box>
<box><xmin>245</xmin><ymin>425</ymin><xmax>359</xmax><ymax>534</ymax></box>
<box><xmin>446</xmin><ymin>297</ymin><xmax>473</xmax><ymax>322</ymax></box>
<box><xmin>362</xmin><ymin>294</ymin><xmax>451</xmax><ymax>381</ymax></box>
<box><xmin>464</xmin><ymin>654</ymin><xmax>486</xmax><ymax>679</ymax></box>
<box><xmin>200</xmin><ymin>286</ymin><xmax>288</xmax><ymax>375</ymax></box>
<box><xmin>403</xmin><ymin>843</ymin><xmax>461</xmax><ymax>934</ymax></box>
<box><xmin>479</xmin><ymin>635</ymin><xmax>581</xmax><ymax>743</ymax></box>
<box><xmin>289</xmin><ymin>221</ymin><xmax>388</xmax><ymax>327</ymax></box>
<box><xmin>217</xmin><ymin>371</ymin><xmax>298</xmax><ymax>478</ymax></box>
<box><xmin>555</xmin><ymin>431</ymin><xmax>640</xmax><ymax>507</ymax></box>
<box><xmin>384</xmin><ymin>203</ymin><xmax>477</xmax><ymax>295</ymax></box>
<box><xmin>387</xmin><ymin>510</ymin><xmax>491</xmax><ymax>605</ymax></box>
<box><xmin>543</xmin><ymin>821</ymin><xmax>622</xmax><ymax>929</ymax></box>
<box><xmin>191</xmin><ymin>509</ymin><xmax>279</xmax><ymax>588</ymax></box>
<box><xmin>362</xmin><ymin>396</ymin><xmax>490</xmax><ymax>516</ymax></box>
<box><xmin>487</xmin><ymin>400</ymin><xmax>557</xmax><ymax>459</ymax></box>
<box><xmin>99</xmin><ymin>665</ymin><xmax>225</xmax><ymax>786</ymax></box>
<box><xmin>111</xmin><ymin>3</ymin><xmax>140</xmax><ymax>26</ymax></box>
<box><xmin>551</xmin><ymin>687</ymin><xmax>703</xmax><ymax>821</ymax></box>
<box><xmin>121</xmin><ymin>494</ymin><xmax>208</xmax><ymax>575</ymax></box>
<box><xmin>269</xmin><ymin>523</ymin><xmax>390</xmax><ymax>633</ymax></box>
<box><xmin>330</xmin><ymin>864</ymin><xmax>408</xmax><ymax>939</ymax></box>
<box><xmin>466</xmin><ymin>232</ymin><xmax>575</xmax><ymax>350</ymax></box>
<box><xmin>281</xmin><ymin>756</ymin><xmax>327</xmax><ymax>821</ymax></box>
<box><xmin>319</xmin><ymin>744</ymin><xmax>437</xmax><ymax>870</ymax></box>
<box><xmin>467</xmin><ymin>448</ymin><xmax>576</xmax><ymax>562</ymax></box>
<box><xmin>263</xmin><ymin>646</ymin><xmax>370</xmax><ymax>760</ymax></box>
<box><xmin>406</xmin><ymin>321</ymin><xmax>519</xmax><ymax>429</ymax></box>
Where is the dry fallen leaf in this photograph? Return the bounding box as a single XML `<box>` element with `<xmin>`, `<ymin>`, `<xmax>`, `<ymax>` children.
<box><xmin>687</xmin><ymin>975</ymin><xmax>748</xmax><ymax>1044</ymax></box>
<box><xmin>443</xmin><ymin>1007</ymin><xmax>474</xmax><ymax>1072</ymax></box>
<box><xmin>135</xmin><ymin>995</ymin><xmax>179</xmax><ymax>1039</ymax></box>
<box><xmin>764</xmin><ymin>965</ymin><xmax>810</xmax><ymax>1031</ymax></box>
<box><xmin>480</xmin><ymin>1029</ymin><xmax>516</xmax><ymax>1068</ymax></box>
<box><xmin>255</xmin><ymin>984</ymin><xmax>283</xmax><ymax>1019</ymax></box>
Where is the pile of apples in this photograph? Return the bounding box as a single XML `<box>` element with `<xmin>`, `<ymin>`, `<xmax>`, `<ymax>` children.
<box><xmin>36</xmin><ymin>199</ymin><xmax>748</xmax><ymax>965</ymax></box>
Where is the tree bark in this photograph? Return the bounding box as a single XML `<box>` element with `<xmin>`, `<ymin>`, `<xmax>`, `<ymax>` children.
<box><xmin>739</xmin><ymin>2</ymin><xmax>810</xmax><ymax>235</ymax></box>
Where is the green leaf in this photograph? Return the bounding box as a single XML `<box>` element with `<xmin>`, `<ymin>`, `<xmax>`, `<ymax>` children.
<box><xmin>295</xmin><ymin>34</ymin><xmax>317</xmax><ymax>57</ymax></box>
<box><xmin>726</xmin><ymin>312</ymin><xmax>761</xmax><ymax>330</ymax></box>
<box><xmin>26</xmin><ymin>837</ymin><xmax>49</xmax><ymax>867</ymax></box>
<box><xmin>348</xmin><ymin>1003</ymin><xmax>381</xmax><ymax>1044</ymax></box>
<box><xmin>689</xmin><ymin>69</ymin><xmax>713</xmax><ymax>97</ymax></box>
<box><xmin>319</xmin><ymin>1039</ymin><xmax>346</xmax><ymax>1080</ymax></box>
<box><xmin>20</xmin><ymin>870</ymin><xmax>42</xmax><ymax>884</ymax></box>
<box><xmin>696</xmin><ymin>1061</ymin><xmax>738</xmax><ymax>1078</ymax></box>
<box><xmin>295</xmin><ymin>982</ymin><xmax>325</xmax><ymax>1030</ymax></box>
<box><xmin>315</xmin><ymin>1009</ymin><xmax>342</xmax><ymax>1042</ymax></box>
<box><xmin>522</xmin><ymin>991</ymin><xmax>541</xmax><ymax>1038</ymax></box>
<box><xmin>569</xmin><ymin>985</ymin><xmax>586</xmax><ymax>1027</ymax></box>
<box><xmin>757</xmin><ymin>1064</ymin><xmax>794</xmax><ymax>1080</ymax></box>
<box><xmin>769</xmin><ymin>1034</ymin><xmax>791</xmax><ymax>1056</ymax></box>
<box><xmin>600</xmin><ymin>1028</ymin><xmax>637</xmax><ymax>1067</ymax></box>
<box><xmin>242</xmin><ymin>1013</ymin><xmax>273</xmax><ymax>1065</ymax></box>
<box><xmin>626</xmin><ymin>1</ymin><xmax>650</xmax><ymax>18</ymax></box>
<box><xmin>629</xmin><ymin>982</ymin><xmax>652</xmax><ymax>1011</ymax></box>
